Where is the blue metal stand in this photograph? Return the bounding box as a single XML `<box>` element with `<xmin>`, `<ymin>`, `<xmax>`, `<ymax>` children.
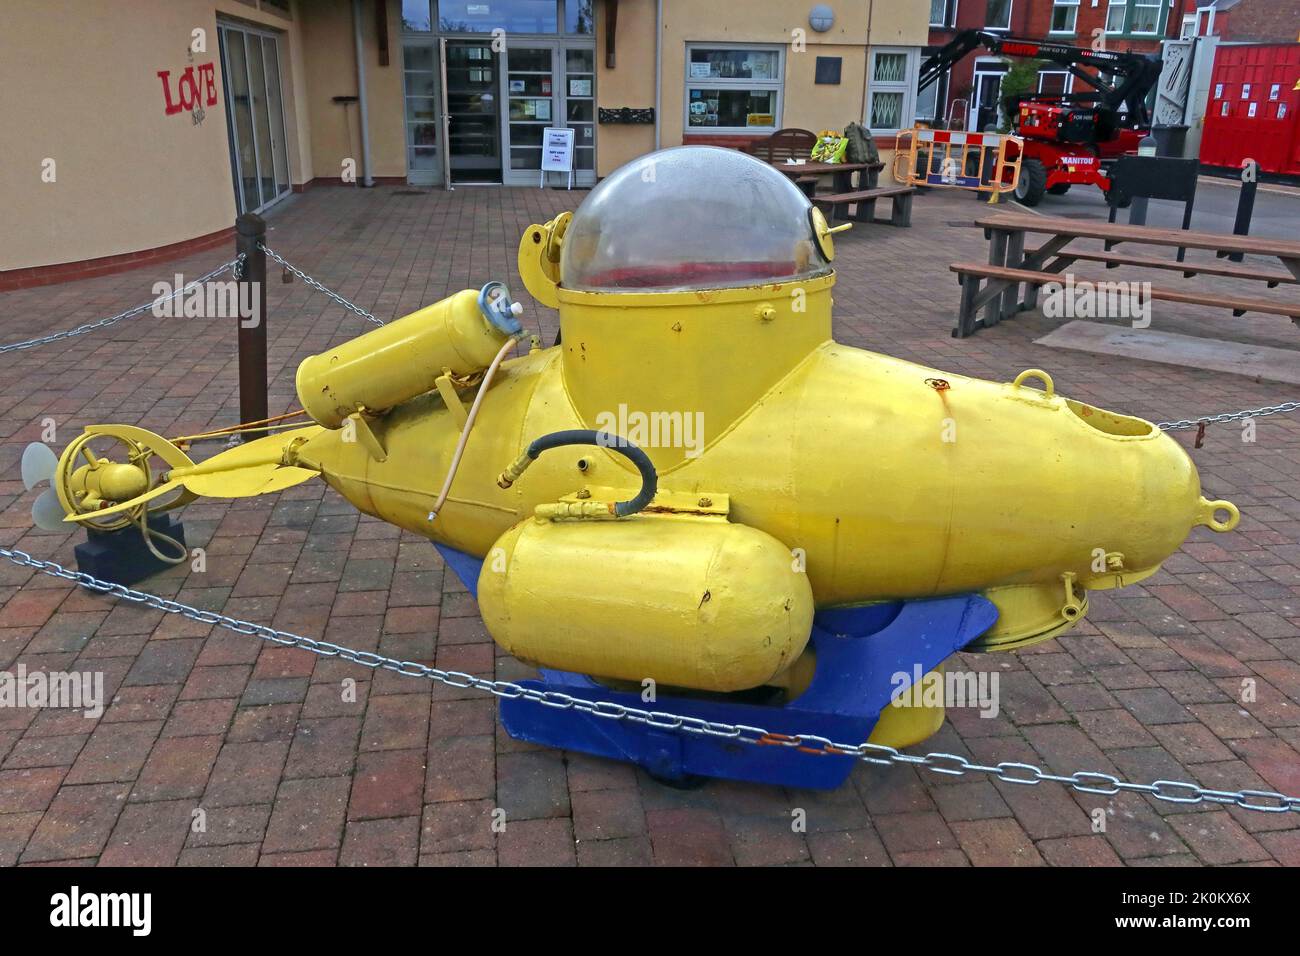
<box><xmin>436</xmin><ymin>544</ymin><xmax>998</xmax><ymax>789</ymax></box>
<box><xmin>75</xmin><ymin>514</ymin><xmax>187</xmax><ymax>587</ymax></box>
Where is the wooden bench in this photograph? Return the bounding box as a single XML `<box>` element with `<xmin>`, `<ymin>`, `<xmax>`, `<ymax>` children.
<box><xmin>745</xmin><ymin>128</ymin><xmax>819</xmax><ymax>191</ymax></box>
<box><xmin>814</xmin><ymin>186</ymin><xmax>915</xmax><ymax>227</ymax></box>
<box><xmin>949</xmin><ymin>261</ymin><xmax>1300</xmax><ymax>338</ymax></box>
<box><xmin>745</xmin><ymin>128</ymin><xmax>817</xmax><ymax>163</ymax></box>
<box><xmin>959</xmin><ymin>213</ymin><xmax>1300</xmax><ymax>336</ymax></box>
<box><xmin>1027</xmin><ymin>247</ymin><xmax>1297</xmax><ymax>288</ymax></box>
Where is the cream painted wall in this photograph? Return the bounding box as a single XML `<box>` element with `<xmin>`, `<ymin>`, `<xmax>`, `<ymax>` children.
<box><xmin>1</xmin><ymin>0</ymin><xmax>316</xmax><ymax>271</ymax></box>
<box><xmin>299</xmin><ymin>0</ymin><xmax>406</xmax><ymax>182</ymax></box>
<box><xmin>657</xmin><ymin>0</ymin><xmax>931</xmax><ymax>145</ymax></box>
<box><xmin>660</xmin><ymin>1</ymin><xmax>872</xmax><ymax>146</ymax></box>
<box><xmin>2</xmin><ymin>0</ymin><xmax>227</xmax><ymax>270</ymax></box>
<box><xmin>594</xmin><ymin>0</ymin><xmax>657</xmax><ymax>176</ymax></box>
<box><xmin>653</xmin><ymin>0</ymin><xmax>930</xmax><ymax>178</ymax></box>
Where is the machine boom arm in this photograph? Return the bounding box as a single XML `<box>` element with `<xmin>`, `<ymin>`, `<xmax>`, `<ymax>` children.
<box><xmin>918</xmin><ymin>29</ymin><xmax>1162</xmax><ymax>129</ymax></box>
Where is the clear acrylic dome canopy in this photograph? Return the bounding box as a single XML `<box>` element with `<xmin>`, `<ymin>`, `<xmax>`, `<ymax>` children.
<box><xmin>560</xmin><ymin>146</ymin><xmax>830</xmax><ymax>293</ymax></box>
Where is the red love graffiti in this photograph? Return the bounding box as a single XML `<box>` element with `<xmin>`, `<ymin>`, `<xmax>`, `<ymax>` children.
<box><xmin>158</xmin><ymin>63</ymin><xmax>218</xmax><ymax>116</ymax></box>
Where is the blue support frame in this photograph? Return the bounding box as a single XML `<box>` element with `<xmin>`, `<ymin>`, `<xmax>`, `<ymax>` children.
<box><xmin>437</xmin><ymin>543</ymin><xmax>998</xmax><ymax>789</ymax></box>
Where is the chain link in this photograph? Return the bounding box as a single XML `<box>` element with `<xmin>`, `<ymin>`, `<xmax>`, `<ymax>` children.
<box><xmin>1158</xmin><ymin>401</ymin><xmax>1300</xmax><ymax>431</ymax></box>
<box><xmin>0</xmin><ymin>544</ymin><xmax>1295</xmax><ymax>814</ymax></box>
<box><xmin>0</xmin><ymin>257</ymin><xmax>242</xmax><ymax>355</ymax></box>
<box><xmin>258</xmin><ymin>243</ymin><xmax>383</xmax><ymax>327</ymax></box>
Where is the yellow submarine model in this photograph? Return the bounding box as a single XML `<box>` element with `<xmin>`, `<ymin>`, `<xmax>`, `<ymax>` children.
<box><xmin>27</xmin><ymin>147</ymin><xmax>1238</xmax><ymax>779</ymax></box>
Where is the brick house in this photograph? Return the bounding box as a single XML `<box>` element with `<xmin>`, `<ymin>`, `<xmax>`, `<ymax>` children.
<box><xmin>1184</xmin><ymin>0</ymin><xmax>1300</xmax><ymax>42</ymax></box>
<box><xmin>923</xmin><ymin>0</ymin><xmax>1194</xmax><ymax>131</ymax></box>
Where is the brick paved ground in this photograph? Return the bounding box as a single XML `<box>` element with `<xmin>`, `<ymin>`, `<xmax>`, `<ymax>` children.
<box><xmin>0</xmin><ymin>184</ymin><xmax>1297</xmax><ymax>866</ymax></box>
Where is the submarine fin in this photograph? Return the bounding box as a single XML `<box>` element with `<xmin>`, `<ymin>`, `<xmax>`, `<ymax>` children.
<box><xmin>162</xmin><ymin>425</ymin><xmax>323</xmax><ymax>499</ymax></box>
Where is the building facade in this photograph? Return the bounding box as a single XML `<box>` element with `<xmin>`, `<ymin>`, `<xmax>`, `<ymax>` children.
<box><xmin>1184</xmin><ymin>0</ymin><xmax>1300</xmax><ymax>43</ymax></box>
<box><xmin>923</xmin><ymin>0</ymin><xmax>1193</xmax><ymax>132</ymax></box>
<box><xmin>0</xmin><ymin>0</ymin><xmax>931</xmax><ymax>286</ymax></box>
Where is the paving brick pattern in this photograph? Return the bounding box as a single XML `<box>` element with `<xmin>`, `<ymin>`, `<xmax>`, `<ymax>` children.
<box><xmin>0</xmin><ymin>184</ymin><xmax>1296</xmax><ymax>866</ymax></box>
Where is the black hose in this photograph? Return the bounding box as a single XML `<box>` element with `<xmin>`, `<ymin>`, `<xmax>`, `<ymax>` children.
<box><xmin>525</xmin><ymin>429</ymin><xmax>657</xmax><ymax>517</ymax></box>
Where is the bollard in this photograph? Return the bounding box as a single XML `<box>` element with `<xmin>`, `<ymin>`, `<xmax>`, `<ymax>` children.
<box><xmin>234</xmin><ymin>214</ymin><xmax>269</xmax><ymax>439</ymax></box>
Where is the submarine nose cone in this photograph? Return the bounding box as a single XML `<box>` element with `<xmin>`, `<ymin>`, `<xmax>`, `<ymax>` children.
<box><xmin>559</xmin><ymin>146</ymin><xmax>831</xmax><ymax>293</ymax></box>
<box><xmin>1066</xmin><ymin>402</ymin><xmax>1241</xmax><ymax>589</ymax></box>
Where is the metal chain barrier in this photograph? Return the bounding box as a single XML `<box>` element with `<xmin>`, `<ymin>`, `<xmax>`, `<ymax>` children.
<box><xmin>0</xmin><ymin>543</ymin><xmax>1296</xmax><ymax>814</ymax></box>
<box><xmin>258</xmin><ymin>242</ymin><xmax>383</xmax><ymax>327</ymax></box>
<box><xmin>0</xmin><ymin>257</ymin><xmax>243</xmax><ymax>355</ymax></box>
<box><xmin>2</xmin><ymin>247</ymin><xmax>1299</xmax><ymax>814</ymax></box>
<box><xmin>1158</xmin><ymin>401</ymin><xmax>1300</xmax><ymax>431</ymax></box>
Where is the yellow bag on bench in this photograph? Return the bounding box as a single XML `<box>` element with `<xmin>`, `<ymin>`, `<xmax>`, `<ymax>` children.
<box><xmin>811</xmin><ymin>130</ymin><xmax>848</xmax><ymax>164</ymax></box>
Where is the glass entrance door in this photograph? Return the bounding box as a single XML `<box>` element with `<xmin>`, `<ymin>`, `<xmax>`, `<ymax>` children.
<box><xmin>402</xmin><ymin>41</ymin><xmax>442</xmax><ymax>185</ymax></box>
<box><xmin>970</xmin><ymin>68</ymin><xmax>1006</xmax><ymax>133</ymax></box>
<box><xmin>218</xmin><ymin>22</ymin><xmax>291</xmax><ymax>214</ymax></box>
<box><xmin>445</xmin><ymin>40</ymin><xmax>501</xmax><ymax>183</ymax></box>
<box><xmin>500</xmin><ymin>41</ymin><xmax>595</xmax><ymax>186</ymax></box>
<box><xmin>564</xmin><ymin>47</ymin><xmax>595</xmax><ymax>180</ymax></box>
<box><xmin>505</xmin><ymin>44</ymin><xmax>556</xmax><ymax>183</ymax></box>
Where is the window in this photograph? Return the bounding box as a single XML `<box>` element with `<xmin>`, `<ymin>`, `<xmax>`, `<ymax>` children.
<box><xmin>930</xmin><ymin>0</ymin><xmax>959</xmax><ymax>27</ymax></box>
<box><xmin>685</xmin><ymin>44</ymin><xmax>783</xmax><ymax>132</ymax></box>
<box><xmin>1050</xmin><ymin>0</ymin><xmax>1078</xmax><ymax>34</ymax></box>
<box><xmin>915</xmin><ymin>77</ymin><xmax>939</xmax><ymax>123</ymax></box>
<box><xmin>436</xmin><ymin>0</ymin><xmax>559</xmax><ymax>33</ymax></box>
<box><xmin>404</xmin><ymin>1</ymin><xmax>587</xmax><ymax>34</ymax></box>
<box><xmin>1037</xmin><ymin>71</ymin><xmax>1073</xmax><ymax>96</ymax></box>
<box><xmin>1105</xmin><ymin>0</ymin><xmax>1127</xmax><ymax>32</ymax></box>
<box><xmin>403</xmin><ymin>0</ymin><xmax>432</xmax><ymax>31</ymax></box>
<box><xmin>1105</xmin><ymin>0</ymin><xmax>1163</xmax><ymax>34</ymax></box>
<box><xmin>985</xmin><ymin>0</ymin><xmax>1012</xmax><ymax>31</ymax></box>
<box><xmin>867</xmin><ymin>47</ymin><xmax>921</xmax><ymax>135</ymax></box>
<box><xmin>565</xmin><ymin>0</ymin><xmax>593</xmax><ymax>34</ymax></box>
<box><xmin>1131</xmin><ymin>0</ymin><xmax>1163</xmax><ymax>34</ymax></box>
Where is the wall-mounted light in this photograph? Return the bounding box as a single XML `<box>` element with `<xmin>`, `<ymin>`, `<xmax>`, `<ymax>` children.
<box><xmin>809</xmin><ymin>4</ymin><xmax>834</xmax><ymax>33</ymax></box>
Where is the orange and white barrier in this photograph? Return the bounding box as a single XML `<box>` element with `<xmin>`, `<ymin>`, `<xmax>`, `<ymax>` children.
<box><xmin>893</xmin><ymin>125</ymin><xmax>1024</xmax><ymax>197</ymax></box>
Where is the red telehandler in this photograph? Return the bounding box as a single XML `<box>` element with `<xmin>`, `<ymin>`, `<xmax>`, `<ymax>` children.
<box><xmin>917</xmin><ymin>30</ymin><xmax>1163</xmax><ymax>205</ymax></box>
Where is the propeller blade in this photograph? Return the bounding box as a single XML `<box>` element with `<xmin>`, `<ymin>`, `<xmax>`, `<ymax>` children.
<box><xmin>21</xmin><ymin>442</ymin><xmax>59</xmax><ymax>491</ymax></box>
<box><xmin>31</xmin><ymin>488</ymin><xmax>68</xmax><ymax>531</ymax></box>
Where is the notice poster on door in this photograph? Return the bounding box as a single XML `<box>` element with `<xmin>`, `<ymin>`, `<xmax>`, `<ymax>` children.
<box><xmin>542</xmin><ymin>127</ymin><xmax>574</xmax><ymax>173</ymax></box>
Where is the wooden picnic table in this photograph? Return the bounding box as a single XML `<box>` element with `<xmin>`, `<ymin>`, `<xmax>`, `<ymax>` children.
<box><xmin>769</xmin><ymin>159</ymin><xmax>882</xmax><ymax>196</ymax></box>
<box><xmin>958</xmin><ymin>212</ymin><xmax>1300</xmax><ymax>335</ymax></box>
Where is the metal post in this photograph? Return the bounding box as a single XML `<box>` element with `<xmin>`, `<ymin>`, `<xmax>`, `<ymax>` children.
<box><xmin>1228</xmin><ymin>170</ymin><xmax>1257</xmax><ymax>264</ymax></box>
<box><xmin>1127</xmin><ymin>134</ymin><xmax>1158</xmax><ymax>228</ymax></box>
<box><xmin>235</xmin><ymin>214</ymin><xmax>268</xmax><ymax>438</ymax></box>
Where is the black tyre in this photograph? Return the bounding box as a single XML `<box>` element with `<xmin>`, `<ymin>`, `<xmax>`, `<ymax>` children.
<box><xmin>1047</xmin><ymin>183</ymin><xmax>1071</xmax><ymax>195</ymax></box>
<box><xmin>1105</xmin><ymin>187</ymin><xmax>1133</xmax><ymax>209</ymax></box>
<box><xmin>1014</xmin><ymin>158</ymin><xmax>1048</xmax><ymax>206</ymax></box>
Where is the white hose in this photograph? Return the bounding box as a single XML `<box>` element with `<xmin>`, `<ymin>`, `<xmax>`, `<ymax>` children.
<box><xmin>427</xmin><ymin>336</ymin><xmax>520</xmax><ymax>521</ymax></box>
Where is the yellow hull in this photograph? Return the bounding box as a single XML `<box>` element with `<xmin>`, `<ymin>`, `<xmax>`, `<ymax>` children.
<box><xmin>292</xmin><ymin>335</ymin><xmax>1228</xmax><ymax>652</ymax></box>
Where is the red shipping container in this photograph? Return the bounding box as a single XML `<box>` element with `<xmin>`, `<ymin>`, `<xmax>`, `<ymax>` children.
<box><xmin>1200</xmin><ymin>43</ymin><xmax>1300</xmax><ymax>176</ymax></box>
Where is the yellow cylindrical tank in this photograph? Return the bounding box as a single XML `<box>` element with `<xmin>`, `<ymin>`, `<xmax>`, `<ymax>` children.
<box><xmin>295</xmin><ymin>283</ymin><xmax>522</xmax><ymax>428</ymax></box>
<box><xmin>477</xmin><ymin>514</ymin><xmax>815</xmax><ymax>693</ymax></box>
